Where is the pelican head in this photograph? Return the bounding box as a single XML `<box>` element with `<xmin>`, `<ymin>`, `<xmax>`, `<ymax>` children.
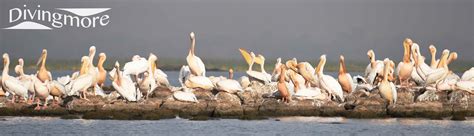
<box><xmin>411</xmin><ymin>43</ymin><xmax>420</xmax><ymax>54</ymax></box>
<box><xmin>447</xmin><ymin>52</ymin><xmax>458</xmax><ymax>64</ymax></box>
<box><xmin>89</xmin><ymin>46</ymin><xmax>96</xmax><ymax>55</ymax></box>
<box><xmin>115</xmin><ymin>61</ymin><xmax>120</xmax><ymax>69</ymax></box>
<box><xmin>229</xmin><ymin>68</ymin><xmax>234</xmax><ymax>79</ymax></box>
<box><xmin>340</xmin><ymin>55</ymin><xmax>345</xmax><ymax>62</ymax></box>
<box><xmin>316</xmin><ymin>54</ymin><xmax>327</xmax><ymax>75</ymax></box>
<box><xmin>190</xmin><ymin>32</ymin><xmax>195</xmax><ymax>39</ymax></box>
<box><xmin>3</xmin><ymin>53</ymin><xmax>9</xmax><ymax>65</ymax></box>
<box><xmin>367</xmin><ymin>50</ymin><xmax>374</xmax><ymax>60</ymax></box>
<box><xmin>403</xmin><ymin>38</ymin><xmax>413</xmax><ymax>46</ymax></box>
<box><xmin>18</xmin><ymin>58</ymin><xmax>24</xmax><ymax>66</ymax></box>
<box><xmin>148</xmin><ymin>53</ymin><xmax>158</xmax><ymax>62</ymax></box>
<box><xmin>276</xmin><ymin>58</ymin><xmax>281</xmax><ymax>64</ymax></box>
<box><xmin>99</xmin><ymin>53</ymin><xmax>106</xmax><ymax>59</ymax></box>
<box><xmin>429</xmin><ymin>45</ymin><xmax>436</xmax><ymax>53</ymax></box>
<box><xmin>81</xmin><ymin>56</ymin><xmax>89</xmax><ymax>64</ymax></box>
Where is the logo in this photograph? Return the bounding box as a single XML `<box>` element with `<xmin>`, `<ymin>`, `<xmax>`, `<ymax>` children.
<box><xmin>4</xmin><ymin>5</ymin><xmax>110</xmax><ymax>30</ymax></box>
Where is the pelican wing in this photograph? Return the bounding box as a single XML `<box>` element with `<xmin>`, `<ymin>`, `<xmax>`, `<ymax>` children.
<box><xmin>68</xmin><ymin>74</ymin><xmax>93</xmax><ymax>96</ymax></box>
<box><xmin>425</xmin><ymin>68</ymin><xmax>448</xmax><ymax>85</ymax></box>
<box><xmin>294</xmin><ymin>87</ymin><xmax>321</xmax><ymax>98</ymax></box>
<box><xmin>321</xmin><ymin>75</ymin><xmax>344</xmax><ymax>102</ymax></box>
<box><xmin>185</xmin><ymin>76</ymin><xmax>214</xmax><ymax>90</ymax></box>
<box><xmin>123</xmin><ymin>58</ymin><xmax>148</xmax><ymax>75</ymax></box>
<box><xmin>179</xmin><ymin>65</ymin><xmax>191</xmax><ymax>87</ymax></box>
<box><xmin>246</xmin><ymin>71</ymin><xmax>271</xmax><ymax>84</ymax></box>
<box><xmin>456</xmin><ymin>81</ymin><xmax>474</xmax><ymax>93</ymax></box>
<box><xmin>390</xmin><ymin>82</ymin><xmax>397</xmax><ymax>104</ymax></box>
<box><xmin>113</xmin><ymin>76</ymin><xmax>139</xmax><ymax>101</ymax></box>
<box><xmin>238</xmin><ymin>48</ymin><xmax>252</xmax><ymax>65</ymax></box>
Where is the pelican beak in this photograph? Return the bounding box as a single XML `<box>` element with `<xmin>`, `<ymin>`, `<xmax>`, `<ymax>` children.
<box><xmin>36</xmin><ymin>51</ymin><xmax>46</xmax><ymax>66</ymax></box>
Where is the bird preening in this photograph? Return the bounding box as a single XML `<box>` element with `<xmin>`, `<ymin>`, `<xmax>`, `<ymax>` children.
<box><xmin>1</xmin><ymin>33</ymin><xmax>473</xmax><ymax>111</ymax></box>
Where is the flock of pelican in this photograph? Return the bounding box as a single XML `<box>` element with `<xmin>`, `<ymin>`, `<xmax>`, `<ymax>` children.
<box><xmin>1</xmin><ymin>33</ymin><xmax>474</xmax><ymax>110</ymax></box>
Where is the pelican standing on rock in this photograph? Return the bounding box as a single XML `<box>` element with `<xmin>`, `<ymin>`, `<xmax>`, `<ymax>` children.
<box><xmin>67</xmin><ymin>56</ymin><xmax>94</xmax><ymax>100</ymax></box>
<box><xmin>277</xmin><ymin>65</ymin><xmax>290</xmax><ymax>103</ymax></box>
<box><xmin>14</xmin><ymin>58</ymin><xmax>36</xmax><ymax>103</ymax></box>
<box><xmin>186</xmin><ymin>32</ymin><xmax>206</xmax><ymax>76</ymax></box>
<box><xmin>365</xmin><ymin>50</ymin><xmax>384</xmax><ymax>85</ymax></box>
<box><xmin>379</xmin><ymin>58</ymin><xmax>397</xmax><ymax>106</ymax></box>
<box><xmin>396</xmin><ymin>38</ymin><xmax>414</xmax><ymax>87</ymax></box>
<box><xmin>112</xmin><ymin>61</ymin><xmax>142</xmax><ymax>102</ymax></box>
<box><xmin>36</xmin><ymin>49</ymin><xmax>52</xmax><ymax>83</ymax></box>
<box><xmin>139</xmin><ymin>54</ymin><xmax>158</xmax><ymax>99</ymax></box>
<box><xmin>96</xmin><ymin>53</ymin><xmax>107</xmax><ymax>88</ymax></box>
<box><xmin>338</xmin><ymin>55</ymin><xmax>354</xmax><ymax>93</ymax></box>
<box><xmin>2</xmin><ymin>53</ymin><xmax>29</xmax><ymax>103</ymax></box>
<box><xmin>316</xmin><ymin>55</ymin><xmax>344</xmax><ymax>102</ymax></box>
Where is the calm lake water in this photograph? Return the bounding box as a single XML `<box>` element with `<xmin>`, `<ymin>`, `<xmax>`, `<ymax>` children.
<box><xmin>0</xmin><ymin>117</ymin><xmax>473</xmax><ymax>136</ymax></box>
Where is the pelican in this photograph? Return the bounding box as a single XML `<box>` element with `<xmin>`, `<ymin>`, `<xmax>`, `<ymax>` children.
<box><xmin>422</xmin><ymin>50</ymin><xmax>450</xmax><ymax>86</ymax></box>
<box><xmin>288</xmin><ymin>69</ymin><xmax>306</xmax><ymax>91</ymax></box>
<box><xmin>396</xmin><ymin>38</ymin><xmax>414</xmax><ymax>87</ymax></box>
<box><xmin>316</xmin><ymin>55</ymin><xmax>344</xmax><ymax>102</ymax></box>
<box><xmin>365</xmin><ymin>50</ymin><xmax>384</xmax><ymax>85</ymax></box>
<box><xmin>96</xmin><ymin>53</ymin><xmax>107</xmax><ymax>87</ymax></box>
<box><xmin>434</xmin><ymin>52</ymin><xmax>459</xmax><ymax>91</ymax></box>
<box><xmin>32</xmin><ymin>77</ymin><xmax>51</xmax><ymax>110</ymax></box>
<box><xmin>429</xmin><ymin>45</ymin><xmax>439</xmax><ymax>69</ymax></box>
<box><xmin>378</xmin><ymin>58</ymin><xmax>397</xmax><ymax>106</ymax></box>
<box><xmin>14</xmin><ymin>58</ymin><xmax>36</xmax><ymax>103</ymax></box>
<box><xmin>295</xmin><ymin>62</ymin><xmax>317</xmax><ymax>87</ymax></box>
<box><xmin>36</xmin><ymin>49</ymin><xmax>52</xmax><ymax>83</ymax></box>
<box><xmin>186</xmin><ymin>32</ymin><xmax>206</xmax><ymax>76</ymax></box>
<box><xmin>2</xmin><ymin>53</ymin><xmax>28</xmax><ymax>103</ymax></box>
<box><xmin>410</xmin><ymin>43</ymin><xmax>431</xmax><ymax>86</ymax></box>
<box><xmin>338</xmin><ymin>55</ymin><xmax>354</xmax><ymax>93</ymax></box>
<box><xmin>49</xmin><ymin>79</ymin><xmax>66</xmax><ymax>106</ymax></box>
<box><xmin>123</xmin><ymin>55</ymin><xmax>148</xmax><ymax>82</ymax></box>
<box><xmin>184</xmin><ymin>76</ymin><xmax>214</xmax><ymax>90</ymax></box>
<box><xmin>153</xmin><ymin>59</ymin><xmax>170</xmax><ymax>87</ymax></box>
<box><xmin>444</xmin><ymin>52</ymin><xmax>458</xmax><ymax>68</ymax></box>
<box><xmin>216</xmin><ymin>68</ymin><xmax>243</xmax><ymax>93</ymax></box>
<box><xmin>271</xmin><ymin>58</ymin><xmax>282</xmax><ymax>82</ymax></box>
<box><xmin>67</xmin><ymin>56</ymin><xmax>94</xmax><ymax>100</ymax></box>
<box><xmin>277</xmin><ymin>65</ymin><xmax>290</xmax><ymax>103</ymax></box>
<box><xmin>173</xmin><ymin>88</ymin><xmax>198</xmax><ymax>103</ymax></box>
<box><xmin>112</xmin><ymin>61</ymin><xmax>142</xmax><ymax>102</ymax></box>
<box><xmin>455</xmin><ymin>80</ymin><xmax>474</xmax><ymax>94</ymax></box>
<box><xmin>238</xmin><ymin>48</ymin><xmax>271</xmax><ymax>84</ymax></box>
<box><xmin>289</xmin><ymin>69</ymin><xmax>323</xmax><ymax>100</ymax></box>
<box><xmin>179</xmin><ymin>65</ymin><xmax>191</xmax><ymax>87</ymax></box>
<box><xmin>139</xmin><ymin>54</ymin><xmax>158</xmax><ymax>99</ymax></box>
<box><xmin>461</xmin><ymin>67</ymin><xmax>474</xmax><ymax>81</ymax></box>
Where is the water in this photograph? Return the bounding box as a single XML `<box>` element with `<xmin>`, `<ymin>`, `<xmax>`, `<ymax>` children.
<box><xmin>0</xmin><ymin>117</ymin><xmax>473</xmax><ymax>136</ymax></box>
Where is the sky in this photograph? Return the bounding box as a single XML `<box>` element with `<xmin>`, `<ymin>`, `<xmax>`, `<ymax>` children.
<box><xmin>0</xmin><ymin>0</ymin><xmax>473</xmax><ymax>63</ymax></box>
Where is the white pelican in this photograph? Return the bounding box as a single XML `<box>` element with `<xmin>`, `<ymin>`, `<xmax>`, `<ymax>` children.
<box><xmin>67</xmin><ymin>56</ymin><xmax>94</xmax><ymax>100</ymax></box>
<box><xmin>87</xmin><ymin>46</ymin><xmax>99</xmax><ymax>88</ymax></box>
<box><xmin>112</xmin><ymin>61</ymin><xmax>142</xmax><ymax>102</ymax></box>
<box><xmin>139</xmin><ymin>54</ymin><xmax>158</xmax><ymax>99</ymax></box>
<box><xmin>378</xmin><ymin>58</ymin><xmax>397</xmax><ymax>106</ymax></box>
<box><xmin>216</xmin><ymin>68</ymin><xmax>243</xmax><ymax>93</ymax></box>
<box><xmin>295</xmin><ymin>62</ymin><xmax>317</xmax><ymax>87</ymax></box>
<box><xmin>96</xmin><ymin>53</ymin><xmax>107</xmax><ymax>87</ymax></box>
<box><xmin>288</xmin><ymin>69</ymin><xmax>306</xmax><ymax>91</ymax></box>
<box><xmin>179</xmin><ymin>65</ymin><xmax>191</xmax><ymax>87</ymax></box>
<box><xmin>396</xmin><ymin>38</ymin><xmax>414</xmax><ymax>87</ymax></box>
<box><xmin>238</xmin><ymin>48</ymin><xmax>271</xmax><ymax>84</ymax></box>
<box><xmin>153</xmin><ymin>59</ymin><xmax>170</xmax><ymax>87</ymax></box>
<box><xmin>365</xmin><ymin>50</ymin><xmax>384</xmax><ymax>85</ymax></box>
<box><xmin>410</xmin><ymin>43</ymin><xmax>431</xmax><ymax>86</ymax></box>
<box><xmin>184</xmin><ymin>76</ymin><xmax>214</xmax><ymax>90</ymax></box>
<box><xmin>338</xmin><ymin>55</ymin><xmax>354</xmax><ymax>93</ymax></box>
<box><xmin>455</xmin><ymin>80</ymin><xmax>474</xmax><ymax>94</ymax></box>
<box><xmin>461</xmin><ymin>67</ymin><xmax>474</xmax><ymax>81</ymax></box>
<box><xmin>123</xmin><ymin>55</ymin><xmax>148</xmax><ymax>82</ymax></box>
<box><xmin>316</xmin><ymin>55</ymin><xmax>344</xmax><ymax>102</ymax></box>
<box><xmin>173</xmin><ymin>88</ymin><xmax>198</xmax><ymax>103</ymax></box>
<box><xmin>277</xmin><ymin>65</ymin><xmax>290</xmax><ymax>103</ymax></box>
<box><xmin>49</xmin><ymin>79</ymin><xmax>66</xmax><ymax>106</ymax></box>
<box><xmin>271</xmin><ymin>58</ymin><xmax>282</xmax><ymax>82</ymax></box>
<box><xmin>36</xmin><ymin>49</ymin><xmax>52</xmax><ymax>83</ymax></box>
<box><xmin>186</xmin><ymin>32</ymin><xmax>206</xmax><ymax>76</ymax></box>
<box><xmin>422</xmin><ymin>50</ymin><xmax>450</xmax><ymax>86</ymax></box>
<box><xmin>14</xmin><ymin>58</ymin><xmax>36</xmax><ymax>103</ymax></box>
<box><xmin>289</xmin><ymin>69</ymin><xmax>323</xmax><ymax>100</ymax></box>
<box><xmin>429</xmin><ymin>45</ymin><xmax>439</xmax><ymax>69</ymax></box>
<box><xmin>2</xmin><ymin>53</ymin><xmax>29</xmax><ymax>103</ymax></box>
<box><xmin>32</xmin><ymin>77</ymin><xmax>51</xmax><ymax>110</ymax></box>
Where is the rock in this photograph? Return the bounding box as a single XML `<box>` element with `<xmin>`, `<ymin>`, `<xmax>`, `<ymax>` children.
<box><xmin>160</xmin><ymin>98</ymin><xmax>215</xmax><ymax>118</ymax></box>
<box><xmin>396</xmin><ymin>88</ymin><xmax>415</xmax><ymax>105</ymax></box>
<box><xmin>214</xmin><ymin>92</ymin><xmax>243</xmax><ymax>117</ymax></box>
<box><xmin>193</xmin><ymin>88</ymin><xmax>215</xmax><ymax>101</ymax></box>
<box><xmin>151</xmin><ymin>86</ymin><xmax>172</xmax><ymax>99</ymax></box>
<box><xmin>258</xmin><ymin>98</ymin><xmax>321</xmax><ymax>116</ymax></box>
<box><xmin>449</xmin><ymin>90</ymin><xmax>474</xmax><ymax>117</ymax></box>
<box><xmin>388</xmin><ymin>101</ymin><xmax>450</xmax><ymax>119</ymax></box>
<box><xmin>345</xmin><ymin>95</ymin><xmax>387</xmax><ymax>118</ymax></box>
